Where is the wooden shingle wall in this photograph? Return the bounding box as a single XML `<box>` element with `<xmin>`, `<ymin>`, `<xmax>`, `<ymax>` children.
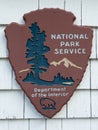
<box><xmin>0</xmin><ymin>0</ymin><xmax>98</xmax><ymax>129</ymax></box>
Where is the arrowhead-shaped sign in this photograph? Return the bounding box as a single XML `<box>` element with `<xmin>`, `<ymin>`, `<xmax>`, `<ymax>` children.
<box><xmin>5</xmin><ymin>9</ymin><xmax>93</xmax><ymax>118</ymax></box>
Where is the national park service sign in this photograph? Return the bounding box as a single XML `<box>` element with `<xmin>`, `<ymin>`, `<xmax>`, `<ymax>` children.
<box><xmin>5</xmin><ymin>9</ymin><xmax>93</xmax><ymax>118</ymax></box>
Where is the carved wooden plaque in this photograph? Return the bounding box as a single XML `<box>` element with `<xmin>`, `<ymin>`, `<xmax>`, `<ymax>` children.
<box><xmin>5</xmin><ymin>9</ymin><xmax>93</xmax><ymax>118</ymax></box>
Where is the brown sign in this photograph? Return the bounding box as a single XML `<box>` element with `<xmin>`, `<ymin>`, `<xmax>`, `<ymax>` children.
<box><xmin>5</xmin><ymin>9</ymin><xmax>93</xmax><ymax>118</ymax></box>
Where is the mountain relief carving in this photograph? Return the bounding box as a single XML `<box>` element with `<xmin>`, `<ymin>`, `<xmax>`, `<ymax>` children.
<box><xmin>50</xmin><ymin>57</ymin><xmax>82</xmax><ymax>70</ymax></box>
